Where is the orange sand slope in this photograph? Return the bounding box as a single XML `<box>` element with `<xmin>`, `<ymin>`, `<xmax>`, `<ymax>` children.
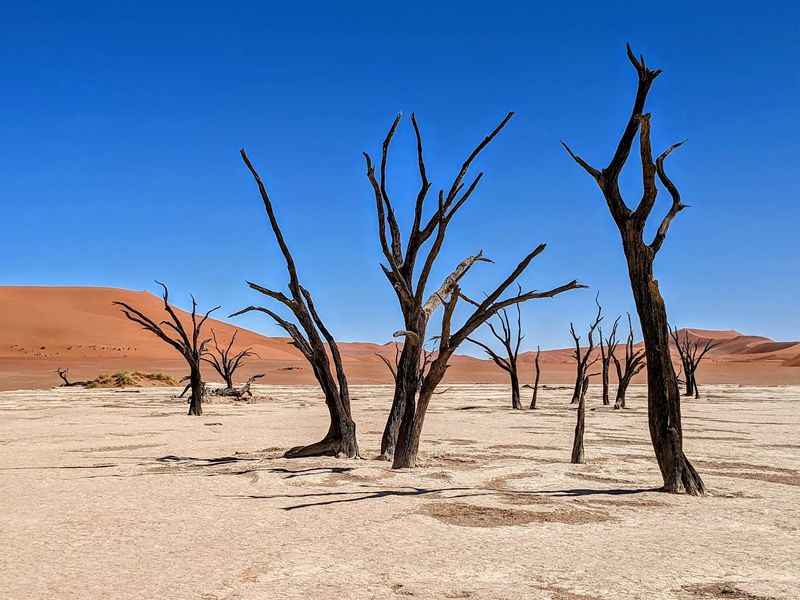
<box><xmin>1</xmin><ymin>286</ymin><xmax>798</xmax><ymax>390</ymax></box>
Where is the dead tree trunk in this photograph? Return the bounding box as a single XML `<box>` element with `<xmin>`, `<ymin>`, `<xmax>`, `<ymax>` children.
<box><xmin>188</xmin><ymin>364</ymin><xmax>204</xmax><ymax>416</ymax></box>
<box><xmin>563</xmin><ymin>45</ymin><xmax>705</xmax><ymax>494</ymax></box>
<box><xmin>467</xmin><ymin>297</ymin><xmax>525</xmax><ymax>409</ymax></box>
<box><xmin>569</xmin><ymin>301</ymin><xmax>602</xmax><ymax>404</ymax></box>
<box><xmin>529</xmin><ymin>345</ymin><xmax>541</xmax><ymax>409</ymax></box>
<box><xmin>613</xmin><ymin>314</ymin><xmax>646</xmax><ymax>409</ymax></box>
<box><xmin>232</xmin><ymin>150</ymin><xmax>358</xmax><ymax>458</ymax></box>
<box><xmin>202</xmin><ymin>329</ymin><xmax>257</xmax><ymax>391</ymax></box>
<box><xmin>114</xmin><ymin>283</ymin><xmax>218</xmax><ymax>416</ymax></box>
<box><xmin>365</xmin><ymin>113</ymin><xmax>583</xmax><ymax>467</ymax></box>
<box><xmin>670</xmin><ymin>327</ymin><xmax>719</xmax><ymax>399</ymax></box>
<box><xmin>571</xmin><ymin>388</ymin><xmax>586</xmax><ymax>464</ymax></box>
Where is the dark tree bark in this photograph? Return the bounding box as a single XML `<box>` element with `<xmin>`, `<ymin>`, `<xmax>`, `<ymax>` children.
<box><xmin>598</xmin><ymin>311</ymin><xmax>621</xmax><ymax>406</ymax></box>
<box><xmin>202</xmin><ymin>329</ymin><xmax>258</xmax><ymax>390</ymax></box>
<box><xmin>670</xmin><ymin>327</ymin><xmax>720</xmax><ymax>399</ymax></box>
<box><xmin>365</xmin><ymin>113</ymin><xmax>583</xmax><ymax>467</ymax></box>
<box><xmin>571</xmin><ymin>387</ymin><xmax>586</xmax><ymax>464</ymax></box>
<box><xmin>467</xmin><ymin>295</ymin><xmax>525</xmax><ymax>409</ymax></box>
<box><xmin>231</xmin><ymin>150</ymin><xmax>358</xmax><ymax>458</ymax></box>
<box><xmin>562</xmin><ymin>45</ymin><xmax>705</xmax><ymax>494</ymax></box>
<box><xmin>613</xmin><ymin>314</ymin><xmax>646</xmax><ymax>410</ymax></box>
<box><xmin>569</xmin><ymin>301</ymin><xmax>602</xmax><ymax>404</ymax></box>
<box><xmin>114</xmin><ymin>282</ymin><xmax>219</xmax><ymax>416</ymax></box>
<box><xmin>529</xmin><ymin>345</ymin><xmax>541</xmax><ymax>409</ymax></box>
<box><xmin>580</xmin><ymin>371</ymin><xmax>600</xmax><ymax>404</ymax></box>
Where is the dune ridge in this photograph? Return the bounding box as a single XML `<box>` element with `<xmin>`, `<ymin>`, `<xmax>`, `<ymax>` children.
<box><xmin>1</xmin><ymin>286</ymin><xmax>798</xmax><ymax>390</ymax></box>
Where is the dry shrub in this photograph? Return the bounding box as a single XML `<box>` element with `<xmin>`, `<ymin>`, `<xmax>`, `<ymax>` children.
<box><xmin>86</xmin><ymin>371</ymin><xmax>178</xmax><ymax>388</ymax></box>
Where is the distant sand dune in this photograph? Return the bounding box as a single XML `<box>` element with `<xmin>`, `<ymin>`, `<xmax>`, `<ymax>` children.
<box><xmin>1</xmin><ymin>286</ymin><xmax>798</xmax><ymax>390</ymax></box>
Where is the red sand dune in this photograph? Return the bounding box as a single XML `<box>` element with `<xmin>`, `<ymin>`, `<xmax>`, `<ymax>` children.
<box><xmin>1</xmin><ymin>286</ymin><xmax>798</xmax><ymax>390</ymax></box>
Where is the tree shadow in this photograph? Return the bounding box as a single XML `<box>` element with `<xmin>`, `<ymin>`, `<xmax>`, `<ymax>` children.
<box><xmin>222</xmin><ymin>484</ymin><xmax>485</xmax><ymax>510</ymax></box>
<box><xmin>223</xmin><ymin>483</ymin><xmax>659</xmax><ymax>510</ymax></box>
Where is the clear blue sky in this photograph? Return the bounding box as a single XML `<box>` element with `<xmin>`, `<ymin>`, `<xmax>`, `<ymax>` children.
<box><xmin>2</xmin><ymin>2</ymin><xmax>798</xmax><ymax>350</ymax></box>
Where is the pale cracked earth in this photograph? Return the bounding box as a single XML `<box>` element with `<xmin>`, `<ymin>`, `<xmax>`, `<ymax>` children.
<box><xmin>1</xmin><ymin>384</ymin><xmax>798</xmax><ymax>600</ymax></box>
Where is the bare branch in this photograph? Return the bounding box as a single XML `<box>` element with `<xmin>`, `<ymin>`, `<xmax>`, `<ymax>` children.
<box><xmin>651</xmin><ymin>140</ymin><xmax>688</xmax><ymax>253</ymax></box>
<box><xmin>422</xmin><ymin>250</ymin><xmax>492</xmax><ymax>317</ymax></box>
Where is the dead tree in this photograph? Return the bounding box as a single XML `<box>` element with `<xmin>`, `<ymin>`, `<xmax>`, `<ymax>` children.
<box><xmin>613</xmin><ymin>314</ymin><xmax>646</xmax><ymax>409</ymax></box>
<box><xmin>571</xmin><ymin>385</ymin><xmax>586</xmax><ymax>464</ymax></box>
<box><xmin>231</xmin><ymin>150</ymin><xmax>358</xmax><ymax>458</ymax></box>
<box><xmin>598</xmin><ymin>314</ymin><xmax>621</xmax><ymax>406</ymax></box>
<box><xmin>365</xmin><ymin>112</ymin><xmax>583</xmax><ymax>467</ymax></box>
<box><xmin>211</xmin><ymin>373</ymin><xmax>265</xmax><ymax>399</ymax></box>
<box><xmin>55</xmin><ymin>368</ymin><xmax>90</xmax><ymax>387</ymax></box>
<box><xmin>670</xmin><ymin>327</ymin><xmax>720</xmax><ymax>398</ymax></box>
<box><xmin>114</xmin><ymin>282</ymin><xmax>219</xmax><ymax>415</ymax></box>
<box><xmin>562</xmin><ymin>45</ymin><xmax>705</xmax><ymax>494</ymax></box>
<box><xmin>529</xmin><ymin>345</ymin><xmax>541</xmax><ymax>409</ymax></box>
<box><xmin>569</xmin><ymin>302</ymin><xmax>603</xmax><ymax>404</ymax></box>
<box><xmin>202</xmin><ymin>329</ymin><xmax>257</xmax><ymax>390</ymax></box>
<box><xmin>467</xmin><ymin>298</ymin><xmax>524</xmax><ymax>409</ymax></box>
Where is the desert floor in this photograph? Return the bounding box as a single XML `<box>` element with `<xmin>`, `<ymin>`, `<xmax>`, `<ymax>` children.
<box><xmin>1</xmin><ymin>384</ymin><xmax>798</xmax><ymax>600</ymax></box>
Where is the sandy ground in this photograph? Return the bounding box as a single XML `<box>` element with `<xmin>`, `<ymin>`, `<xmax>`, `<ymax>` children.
<box><xmin>1</xmin><ymin>384</ymin><xmax>798</xmax><ymax>600</ymax></box>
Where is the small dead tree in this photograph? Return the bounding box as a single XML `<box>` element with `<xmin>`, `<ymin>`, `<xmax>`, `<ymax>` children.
<box><xmin>467</xmin><ymin>297</ymin><xmax>524</xmax><ymax>409</ymax></box>
<box><xmin>55</xmin><ymin>368</ymin><xmax>90</xmax><ymax>387</ymax></box>
<box><xmin>613</xmin><ymin>314</ymin><xmax>646</xmax><ymax>409</ymax></box>
<box><xmin>529</xmin><ymin>345</ymin><xmax>541</xmax><ymax>409</ymax></box>
<box><xmin>231</xmin><ymin>150</ymin><xmax>358</xmax><ymax>458</ymax></box>
<box><xmin>569</xmin><ymin>302</ymin><xmax>603</xmax><ymax>404</ymax></box>
<box><xmin>670</xmin><ymin>327</ymin><xmax>720</xmax><ymax>399</ymax></box>
<box><xmin>562</xmin><ymin>45</ymin><xmax>705</xmax><ymax>494</ymax></box>
<box><xmin>202</xmin><ymin>329</ymin><xmax>257</xmax><ymax>391</ymax></box>
<box><xmin>211</xmin><ymin>373</ymin><xmax>265</xmax><ymax>400</ymax></box>
<box><xmin>114</xmin><ymin>283</ymin><xmax>219</xmax><ymax>415</ymax></box>
<box><xmin>365</xmin><ymin>112</ymin><xmax>583</xmax><ymax>466</ymax></box>
<box><xmin>598</xmin><ymin>315</ymin><xmax>621</xmax><ymax>406</ymax></box>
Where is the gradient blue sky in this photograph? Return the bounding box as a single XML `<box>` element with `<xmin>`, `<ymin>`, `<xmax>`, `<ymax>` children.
<box><xmin>2</xmin><ymin>2</ymin><xmax>798</xmax><ymax>350</ymax></box>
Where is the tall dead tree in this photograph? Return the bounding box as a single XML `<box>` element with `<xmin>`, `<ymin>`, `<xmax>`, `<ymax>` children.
<box><xmin>562</xmin><ymin>45</ymin><xmax>705</xmax><ymax>494</ymax></box>
<box><xmin>529</xmin><ymin>345</ymin><xmax>541</xmax><ymax>409</ymax></box>
<box><xmin>365</xmin><ymin>113</ymin><xmax>583</xmax><ymax>467</ymax></box>
<box><xmin>613</xmin><ymin>314</ymin><xmax>646</xmax><ymax>409</ymax></box>
<box><xmin>202</xmin><ymin>329</ymin><xmax>257</xmax><ymax>390</ymax></box>
<box><xmin>598</xmin><ymin>315</ymin><xmax>621</xmax><ymax>406</ymax></box>
<box><xmin>114</xmin><ymin>282</ymin><xmax>219</xmax><ymax>415</ymax></box>
<box><xmin>231</xmin><ymin>150</ymin><xmax>358</xmax><ymax>458</ymax></box>
<box><xmin>569</xmin><ymin>302</ymin><xmax>603</xmax><ymax>404</ymax></box>
<box><xmin>670</xmin><ymin>327</ymin><xmax>720</xmax><ymax>399</ymax></box>
<box><xmin>467</xmin><ymin>298</ymin><xmax>524</xmax><ymax>409</ymax></box>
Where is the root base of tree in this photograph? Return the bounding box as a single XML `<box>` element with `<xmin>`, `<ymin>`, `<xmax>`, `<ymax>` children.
<box><xmin>283</xmin><ymin>437</ymin><xmax>359</xmax><ymax>459</ymax></box>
